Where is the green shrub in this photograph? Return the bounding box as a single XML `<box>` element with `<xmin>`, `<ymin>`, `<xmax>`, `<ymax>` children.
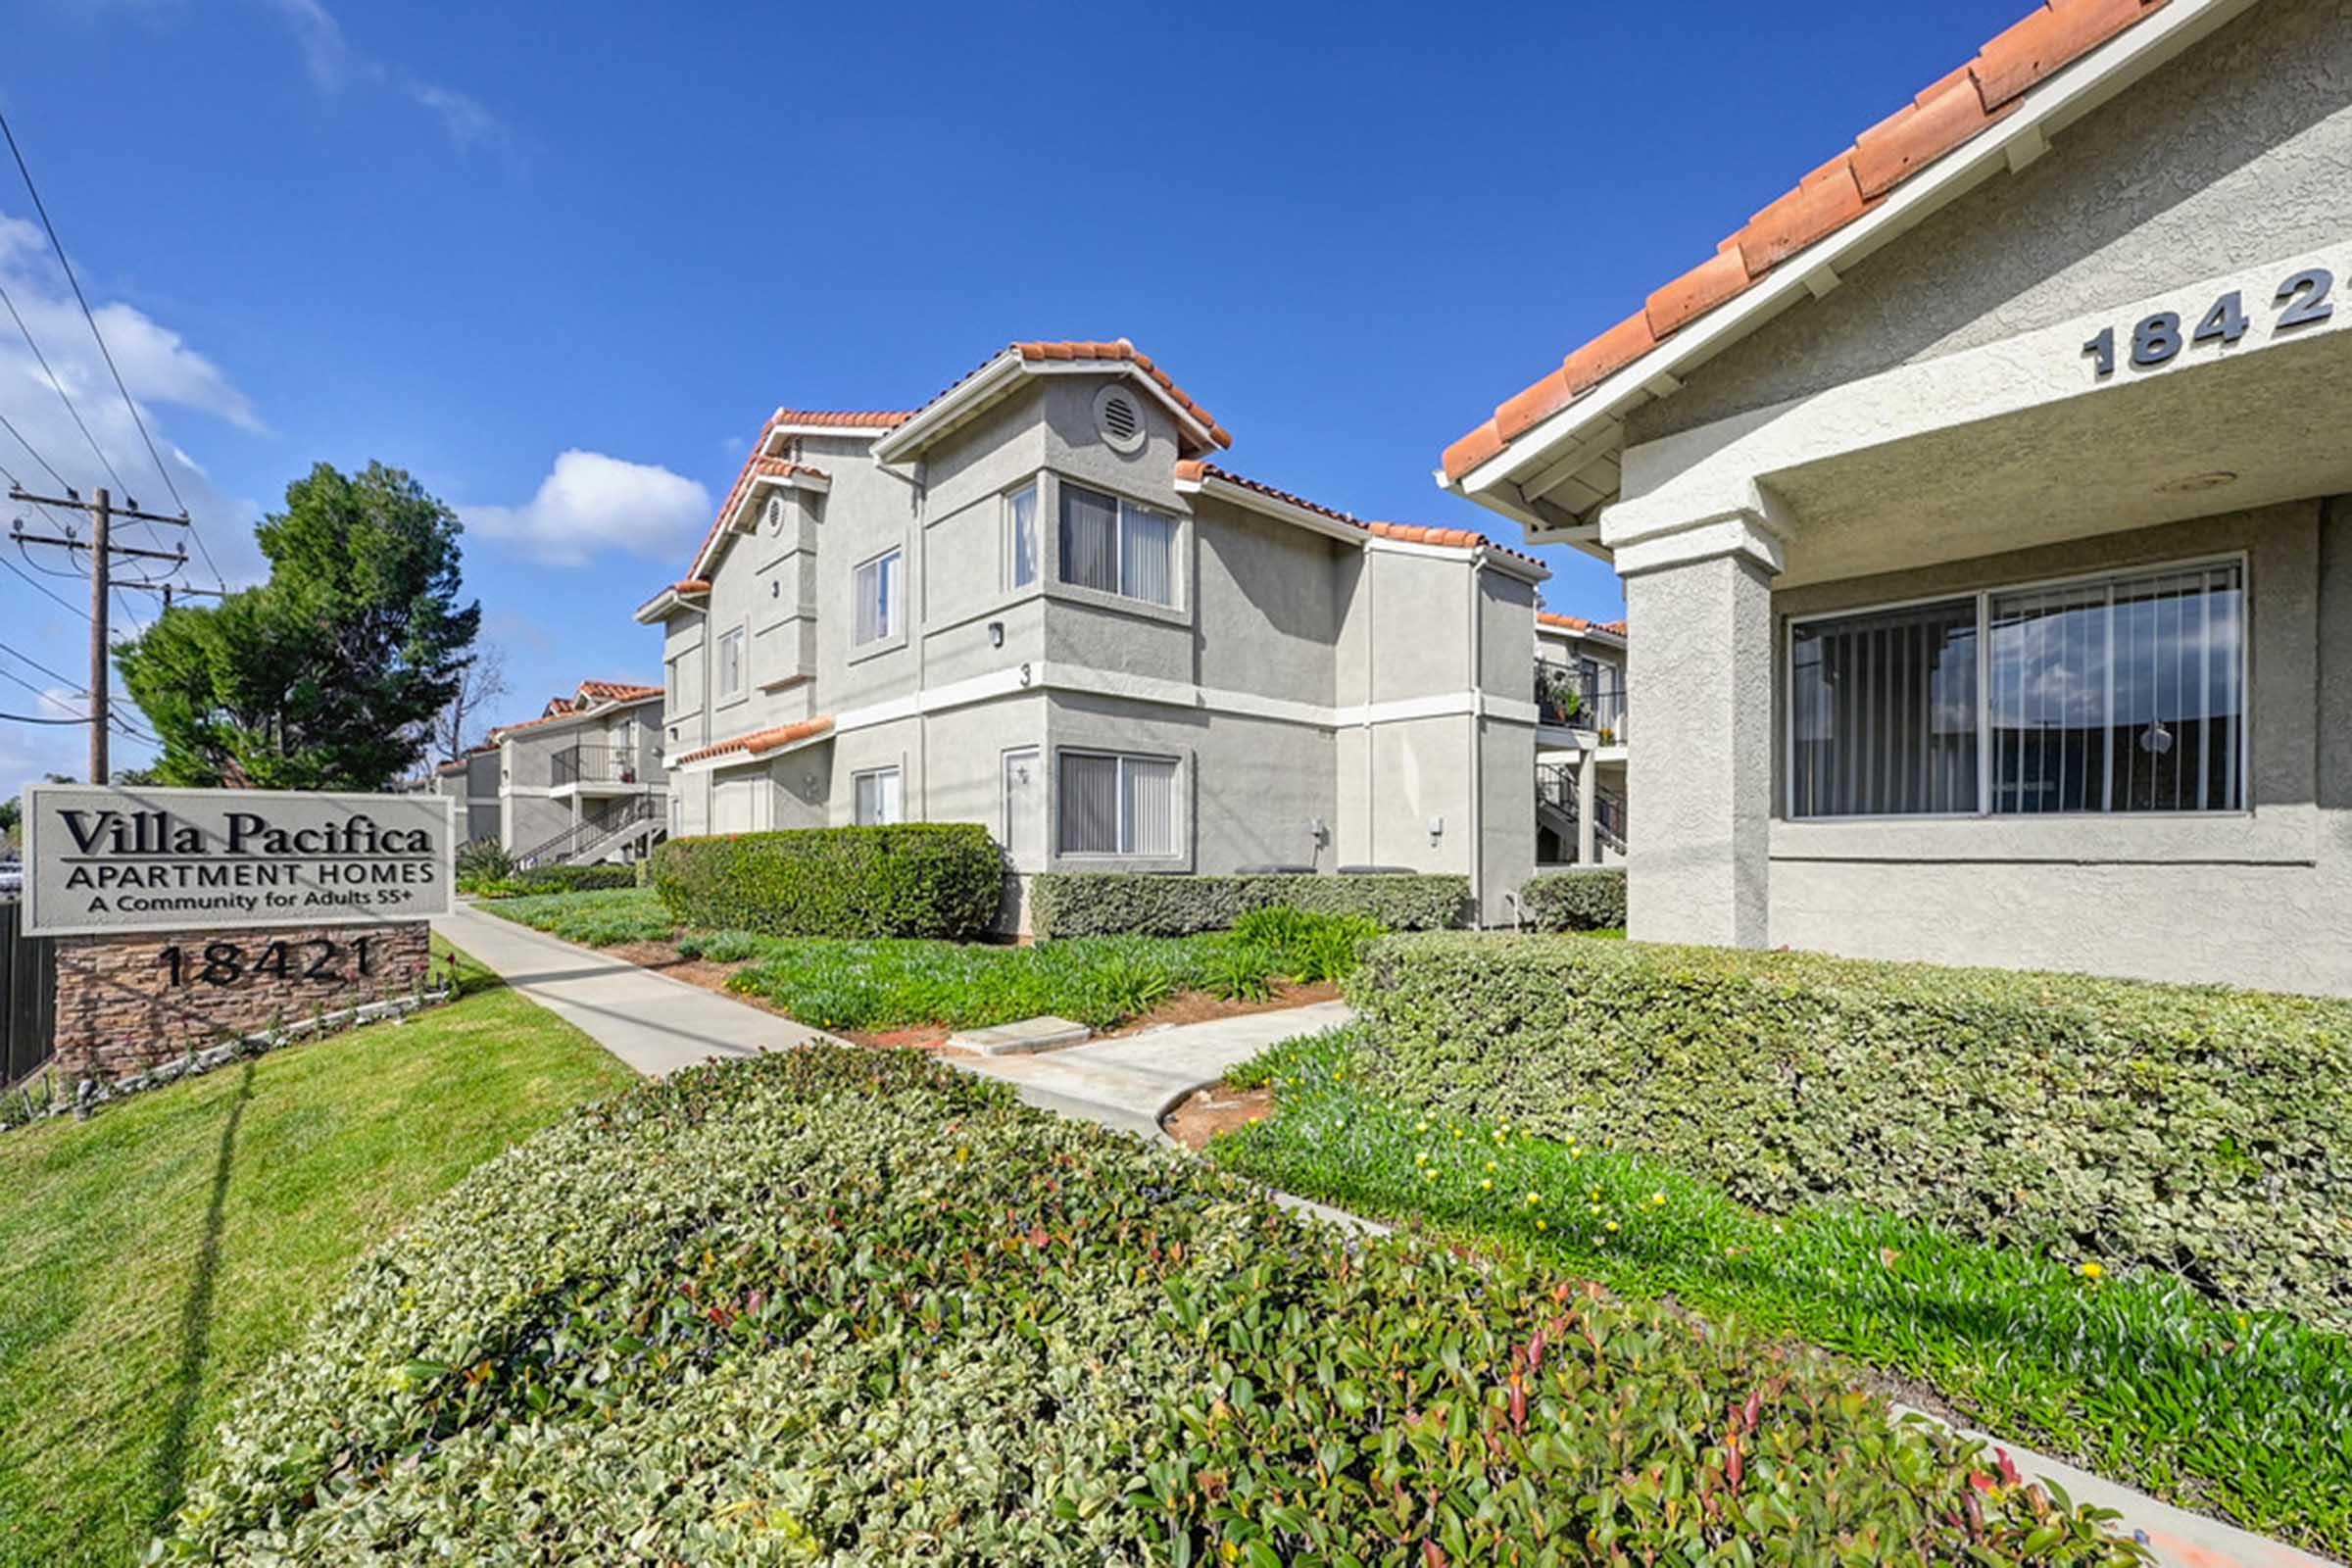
<box><xmin>653</xmin><ymin>823</ymin><xmax>1002</xmax><ymax>940</ymax></box>
<box><xmin>1032</xmin><ymin>871</ymin><xmax>1464</xmax><ymax>938</ymax></box>
<box><xmin>1348</xmin><ymin>933</ymin><xmax>2352</xmax><ymax>1329</ymax></box>
<box><xmin>165</xmin><ymin>1046</ymin><xmax>2143</xmax><ymax>1564</ymax></box>
<box><xmin>1519</xmin><ymin>866</ymin><xmax>1626</xmax><ymax>930</ymax></box>
<box><xmin>1214</xmin><ymin>1026</ymin><xmax>2352</xmax><ymax>1554</ymax></box>
<box><xmin>453</xmin><ymin>837</ymin><xmax>514</xmax><ymax>894</ymax></box>
<box><xmin>726</xmin><ymin>933</ymin><xmax>1232</xmax><ymax>1032</ymax></box>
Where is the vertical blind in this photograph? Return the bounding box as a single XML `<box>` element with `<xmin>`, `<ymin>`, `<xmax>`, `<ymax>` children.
<box><xmin>1990</xmin><ymin>563</ymin><xmax>2243</xmax><ymax>814</ymax></box>
<box><xmin>1058</xmin><ymin>485</ymin><xmax>1119</xmax><ymax>594</ymax></box>
<box><xmin>854</xmin><ymin>768</ymin><xmax>902</xmax><ymax>826</ymax></box>
<box><xmin>1058</xmin><ymin>483</ymin><xmax>1176</xmax><ymax>607</ymax></box>
<box><xmin>855</xmin><ymin>551</ymin><xmax>902</xmax><ymax>646</ymax></box>
<box><xmin>1006</xmin><ymin>485</ymin><xmax>1039</xmax><ymax>588</ymax></box>
<box><xmin>1789</xmin><ymin>599</ymin><xmax>1980</xmax><ymax>817</ymax></box>
<box><xmin>1790</xmin><ymin>561</ymin><xmax>2245</xmax><ymax>819</ymax></box>
<box><xmin>1057</xmin><ymin>751</ymin><xmax>1177</xmax><ymax>855</ymax></box>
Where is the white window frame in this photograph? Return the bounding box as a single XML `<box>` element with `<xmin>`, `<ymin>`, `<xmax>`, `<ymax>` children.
<box><xmin>853</xmin><ymin>548</ymin><xmax>905</xmax><ymax>649</ymax></box>
<box><xmin>853</xmin><ymin>765</ymin><xmax>903</xmax><ymax>826</ymax></box>
<box><xmin>1055</xmin><ymin>481</ymin><xmax>1180</xmax><ymax>610</ymax></box>
<box><xmin>1004</xmin><ymin>481</ymin><xmax>1041</xmax><ymax>591</ymax></box>
<box><xmin>1783</xmin><ymin>552</ymin><xmax>2250</xmax><ymax>822</ymax></box>
<box><xmin>1054</xmin><ymin>748</ymin><xmax>1181</xmax><ymax>858</ymax></box>
<box><xmin>714</xmin><ymin>623</ymin><xmax>748</xmax><ymax>703</ymax></box>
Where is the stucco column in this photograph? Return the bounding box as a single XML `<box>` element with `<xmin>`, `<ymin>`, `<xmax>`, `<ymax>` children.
<box><xmin>1615</xmin><ymin>511</ymin><xmax>1782</xmax><ymax>947</ymax></box>
<box><xmin>1576</xmin><ymin>751</ymin><xmax>1597</xmax><ymax>865</ymax></box>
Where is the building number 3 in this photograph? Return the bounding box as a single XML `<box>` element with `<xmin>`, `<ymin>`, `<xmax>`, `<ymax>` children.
<box><xmin>2082</xmin><ymin>269</ymin><xmax>2333</xmax><ymax>378</ymax></box>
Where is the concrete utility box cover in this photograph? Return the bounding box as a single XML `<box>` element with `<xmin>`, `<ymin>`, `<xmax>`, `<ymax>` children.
<box><xmin>950</xmin><ymin>1015</ymin><xmax>1091</xmax><ymax>1056</ymax></box>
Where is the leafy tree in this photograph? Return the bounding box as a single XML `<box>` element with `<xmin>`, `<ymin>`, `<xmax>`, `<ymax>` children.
<box><xmin>118</xmin><ymin>463</ymin><xmax>482</xmax><ymax>789</ymax></box>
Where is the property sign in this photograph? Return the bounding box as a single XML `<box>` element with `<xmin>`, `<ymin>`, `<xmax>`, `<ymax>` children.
<box><xmin>23</xmin><ymin>785</ymin><xmax>455</xmax><ymax>938</ymax></box>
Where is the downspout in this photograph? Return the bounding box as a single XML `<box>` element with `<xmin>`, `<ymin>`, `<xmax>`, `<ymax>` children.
<box><xmin>1466</xmin><ymin>551</ymin><xmax>1484</xmax><ymax>925</ymax></box>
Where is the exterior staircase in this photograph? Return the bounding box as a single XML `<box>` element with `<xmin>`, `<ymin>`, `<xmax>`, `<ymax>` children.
<box><xmin>1536</xmin><ymin>763</ymin><xmax>1629</xmax><ymax>862</ymax></box>
<box><xmin>514</xmin><ymin>793</ymin><xmax>665</xmax><ymax>870</ymax></box>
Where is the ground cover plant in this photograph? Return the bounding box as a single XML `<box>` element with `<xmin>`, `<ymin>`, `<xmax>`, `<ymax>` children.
<box><xmin>479</xmin><ymin>884</ymin><xmax>680</xmax><ymax>947</ymax></box>
<box><xmin>1350</xmin><ymin>933</ymin><xmax>2352</xmax><ymax>1331</ymax></box>
<box><xmin>654</xmin><ymin>821</ymin><xmax>1003</xmax><ymax>939</ymax></box>
<box><xmin>0</xmin><ymin>941</ymin><xmax>636</xmax><ymax>1568</ymax></box>
<box><xmin>1212</xmin><ymin>1026</ymin><xmax>2352</xmax><ymax>1555</ymax></box>
<box><xmin>161</xmin><ymin>1044</ymin><xmax>2145</xmax><ymax>1565</ymax></box>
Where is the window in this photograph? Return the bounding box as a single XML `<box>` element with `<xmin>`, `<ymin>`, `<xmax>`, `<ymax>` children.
<box><xmin>715</xmin><ymin>626</ymin><xmax>746</xmax><ymax>700</ymax></box>
<box><xmin>853</xmin><ymin>766</ymin><xmax>903</xmax><ymax>826</ymax></box>
<box><xmin>1057</xmin><ymin>482</ymin><xmax>1176</xmax><ymax>607</ymax></box>
<box><xmin>1005</xmin><ymin>483</ymin><xmax>1040</xmax><ymax>589</ymax></box>
<box><xmin>1788</xmin><ymin>559</ymin><xmax>2244</xmax><ymax>819</ymax></box>
<box><xmin>854</xmin><ymin>549</ymin><xmax>903</xmax><ymax>646</ymax></box>
<box><xmin>1057</xmin><ymin>750</ymin><xmax>1178</xmax><ymax>856</ymax></box>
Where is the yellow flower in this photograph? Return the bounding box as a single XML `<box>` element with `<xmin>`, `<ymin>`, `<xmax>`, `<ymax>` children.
<box><xmin>2077</xmin><ymin>1261</ymin><xmax>2104</xmax><ymax>1280</ymax></box>
<box><xmin>1524</xmin><ymin>1191</ymin><xmax>1542</xmax><ymax>1205</ymax></box>
<box><xmin>2235</xmin><ymin>1314</ymin><xmax>2251</xmax><ymax>1332</ymax></box>
<box><xmin>1415</xmin><ymin>1118</ymin><xmax>1430</xmax><ymax>1133</ymax></box>
<box><xmin>1651</xmin><ymin>1191</ymin><xmax>1666</xmax><ymax>1205</ymax></box>
<box><xmin>1536</xmin><ymin>1218</ymin><xmax>1547</xmax><ymax>1232</ymax></box>
<box><xmin>1479</xmin><ymin>1178</ymin><xmax>1494</xmax><ymax>1192</ymax></box>
<box><xmin>1605</xmin><ymin>1220</ymin><xmax>1619</xmax><ymax>1233</ymax></box>
<box><xmin>1485</xmin><ymin>1160</ymin><xmax>1497</xmax><ymax>1173</ymax></box>
<box><xmin>1422</xmin><ymin>1168</ymin><xmax>1438</xmax><ymax>1182</ymax></box>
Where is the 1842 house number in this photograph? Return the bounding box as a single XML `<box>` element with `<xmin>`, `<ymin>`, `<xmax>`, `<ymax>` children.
<box><xmin>156</xmin><ymin>936</ymin><xmax>378</xmax><ymax>989</ymax></box>
<box><xmin>2083</xmin><ymin>268</ymin><xmax>2333</xmax><ymax>378</ymax></box>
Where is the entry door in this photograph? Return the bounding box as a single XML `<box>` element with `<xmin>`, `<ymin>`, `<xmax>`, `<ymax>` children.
<box><xmin>1001</xmin><ymin>749</ymin><xmax>1043</xmax><ymax>867</ymax></box>
<box><xmin>713</xmin><ymin>777</ymin><xmax>758</xmax><ymax>834</ymax></box>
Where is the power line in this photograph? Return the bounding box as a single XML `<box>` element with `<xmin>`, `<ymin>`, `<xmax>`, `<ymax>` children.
<box><xmin>0</xmin><ymin>550</ymin><xmax>86</xmax><ymax>620</ymax></box>
<box><xmin>0</xmin><ymin>274</ymin><xmax>128</xmax><ymax>500</ymax></box>
<box><xmin>0</xmin><ymin>635</ymin><xmax>85</xmax><ymax>694</ymax></box>
<box><xmin>0</xmin><ymin>109</ymin><xmax>226</xmax><ymax>591</ymax></box>
<box><xmin>0</xmin><ymin>709</ymin><xmax>89</xmax><ymax>726</ymax></box>
<box><xmin>0</xmin><ymin>406</ymin><xmax>69</xmax><ymax>493</ymax></box>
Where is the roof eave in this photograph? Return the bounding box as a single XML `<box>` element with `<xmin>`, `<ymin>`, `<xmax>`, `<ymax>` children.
<box><xmin>874</xmin><ymin>353</ymin><xmax>1224</xmax><ymax>466</ymax></box>
<box><xmin>1446</xmin><ymin>0</ymin><xmax>2256</xmax><ymax>528</ymax></box>
<box><xmin>1176</xmin><ymin>470</ymin><xmax>1368</xmax><ymax>546</ymax></box>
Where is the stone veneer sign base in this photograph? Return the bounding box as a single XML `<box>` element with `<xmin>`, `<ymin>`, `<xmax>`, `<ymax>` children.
<box><xmin>50</xmin><ymin>921</ymin><xmax>435</xmax><ymax>1085</ymax></box>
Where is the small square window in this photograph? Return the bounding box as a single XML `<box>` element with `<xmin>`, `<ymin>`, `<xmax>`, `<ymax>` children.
<box><xmin>854</xmin><ymin>766</ymin><xmax>903</xmax><ymax>826</ymax></box>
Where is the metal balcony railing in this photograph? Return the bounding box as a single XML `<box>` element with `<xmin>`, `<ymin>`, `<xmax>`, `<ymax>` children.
<box><xmin>1535</xmin><ymin>658</ymin><xmax>1628</xmax><ymax>741</ymax></box>
<box><xmin>514</xmin><ymin>793</ymin><xmax>662</xmax><ymax>869</ymax></box>
<box><xmin>1535</xmin><ymin>761</ymin><xmax>1628</xmax><ymax>857</ymax></box>
<box><xmin>554</xmin><ymin>744</ymin><xmax>649</xmax><ymax>787</ymax></box>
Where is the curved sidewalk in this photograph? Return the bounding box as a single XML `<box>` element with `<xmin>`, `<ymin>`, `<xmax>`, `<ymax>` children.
<box><xmin>434</xmin><ymin>904</ymin><xmax>839</xmax><ymax>1076</ymax></box>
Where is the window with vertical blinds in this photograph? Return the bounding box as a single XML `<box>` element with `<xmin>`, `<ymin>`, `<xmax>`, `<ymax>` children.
<box><xmin>854</xmin><ymin>550</ymin><xmax>902</xmax><ymax>647</ymax></box>
<box><xmin>1058</xmin><ymin>482</ymin><xmax>1176</xmax><ymax>607</ymax></box>
<box><xmin>1056</xmin><ymin>750</ymin><xmax>1177</xmax><ymax>856</ymax></box>
<box><xmin>1788</xmin><ymin>559</ymin><xmax>2245</xmax><ymax>819</ymax></box>
<box><xmin>1005</xmin><ymin>484</ymin><xmax>1040</xmax><ymax>589</ymax></box>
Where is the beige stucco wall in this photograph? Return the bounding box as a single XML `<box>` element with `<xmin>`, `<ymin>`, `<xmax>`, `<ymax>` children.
<box><xmin>1764</xmin><ymin>501</ymin><xmax>2349</xmax><ymax>996</ymax></box>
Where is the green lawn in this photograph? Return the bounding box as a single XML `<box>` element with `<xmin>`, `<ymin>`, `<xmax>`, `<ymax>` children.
<box><xmin>0</xmin><ymin>946</ymin><xmax>636</xmax><ymax>1568</ymax></box>
<box><xmin>479</xmin><ymin>889</ymin><xmax>1375</xmax><ymax>1032</ymax></box>
<box><xmin>1211</xmin><ymin>1027</ymin><xmax>2352</xmax><ymax>1557</ymax></box>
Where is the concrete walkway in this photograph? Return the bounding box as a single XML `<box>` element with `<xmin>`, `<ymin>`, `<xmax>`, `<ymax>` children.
<box><xmin>433</xmin><ymin>904</ymin><xmax>837</xmax><ymax>1076</ymax></box>
<box><xmin>433</xmin><ymin>915</ymin><xmax>2326</xmax><ymax>1568</ymax></box>
<box><xmin>955</xmin><ymin>1001</ymin><xmax>1354</xmax><ymax>1138</ymax></box>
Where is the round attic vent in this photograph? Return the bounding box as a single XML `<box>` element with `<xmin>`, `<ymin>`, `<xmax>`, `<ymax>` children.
<box><xmin>1094</xmin><ymin>384</ymin><xmax>1146</xmax><ymax>455</ymax></box>
<box><xmin>763</xmin><ymin>494</ymin><xmax>786</xmax><ymax>534</ymax></box>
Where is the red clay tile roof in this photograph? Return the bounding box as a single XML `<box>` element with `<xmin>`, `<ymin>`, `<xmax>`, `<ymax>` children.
<box><xmin>1441</xmin><ymin>0</ymin><xmax>2171</xmax><ymax>482</ymax></box>
<box><xmin>1539</xmin><ymin>611</ymin><xmax>1628</xmax><ymax>638</ymax></box>
<box><xmin>674</xmin><ymin>714</ymin><xmax>835</xmax><ymax>767</ymax></box>
<box><xmin>576</xmin><ymin>680</ymin><xmax>662</xmax><ymax>704</ymax></box>
<box><xmin>906</xmin><ymin>340</ymin><xmax>1234</xmax><ymax>452</ymax></box>
<box><xmin>686</xmin><ymin>447</ymin><xmax>832</xmax><ymax>580</ymax></box>
<box><xmin>772</xmin><ymin>409</ymin><xmax>916</xmax><ymax>429</ymax></box>
<box><xmin>1176</xmin><ymin>460</ymin><xmax>1548</xmax><ymax>572</ymax></box>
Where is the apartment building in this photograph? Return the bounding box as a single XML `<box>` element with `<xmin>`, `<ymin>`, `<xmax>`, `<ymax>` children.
<box><xmin>638</xmin><ymin>340</ymin><xmax>1548</xmax><ymax>928</ymax></box>
<box><xmin>1534</xmin><ymin>612</ymin><xmax>1628</xmax><ymax>867</ymax></box>
<box><xmin>436</xmin><ymin>678</ymin><xmax>668</xmax><ymax>867</ymax></box>
<box><xmin>1443</xmin><ymin>0</ymin><xmax>2352</xmax><ymax>996</ymax></box>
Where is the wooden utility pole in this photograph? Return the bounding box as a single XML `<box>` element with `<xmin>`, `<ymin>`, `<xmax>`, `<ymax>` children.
<box><xmin>6</xmin><ymin>483</ymin><xmax>200</xmax><ymax>781</ymax></box>
<box><xmin>87</xmin><ymin>487</ymin><xmax>108</xmax><ymax>781</ymax></box>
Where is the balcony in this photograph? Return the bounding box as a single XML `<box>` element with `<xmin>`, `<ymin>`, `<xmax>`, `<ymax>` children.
<box><xmin>1534</xmin><ymin>658</ymin><xmax>1628</xmax><ymax>744</ymax></box>
<box><xmin>553</xmin><ymin>744</ymin><xmax>659</xmax><ymax>794</ymax></box>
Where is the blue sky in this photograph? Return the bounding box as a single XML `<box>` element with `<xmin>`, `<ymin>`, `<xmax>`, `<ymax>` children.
<box><xmin>0</xmin><ymin>0</ymin><xmax>2037</xmax><ymax>792</ymax></box>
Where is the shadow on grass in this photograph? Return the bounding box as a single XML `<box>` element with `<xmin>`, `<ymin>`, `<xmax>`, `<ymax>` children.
<box><xmin>145</xmin><ymin>1057</ymin><xmax>254</xmax><ymax>1538</ymax></box>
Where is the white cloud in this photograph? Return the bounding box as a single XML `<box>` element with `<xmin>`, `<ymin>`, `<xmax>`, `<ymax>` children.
<box><xmin>255</xmin><ymin>0</ymin><xmax>514</xmax><ymax>153</ymax></box>
<box><xmin>466</xmin><ymin>450</ymin><xmax>710</xmax><ymax>568</ymax></box>
<box><xmin>0</xmin><ymin>202</ymin><xmax>267</xmax><ymax>587</ymax></box>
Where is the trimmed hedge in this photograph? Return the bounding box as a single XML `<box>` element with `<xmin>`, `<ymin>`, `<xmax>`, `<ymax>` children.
<box><xmin>652</xmin><ymin>822</ymin><xmax>1002</xmax><ymax>939</ymax></box>
<box><xmin>1348</xmin><ymin>934</ymin><xmax>2352</xmax><ymax>1329</ymax></box>
<box><xmin>1520</xmin><ymin>866</ymin><xmax>1626</xmax><ymax>930</ymax></box>
<box><xmin>1031</xmin><ymin>870</ymin><xmax>1465</xmax><ymax>938</ymax></box>
<box><xmin>165</xmin><ymin>1046</ymin><xmax>2142</xmax><ymax>1563</ymax></box>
